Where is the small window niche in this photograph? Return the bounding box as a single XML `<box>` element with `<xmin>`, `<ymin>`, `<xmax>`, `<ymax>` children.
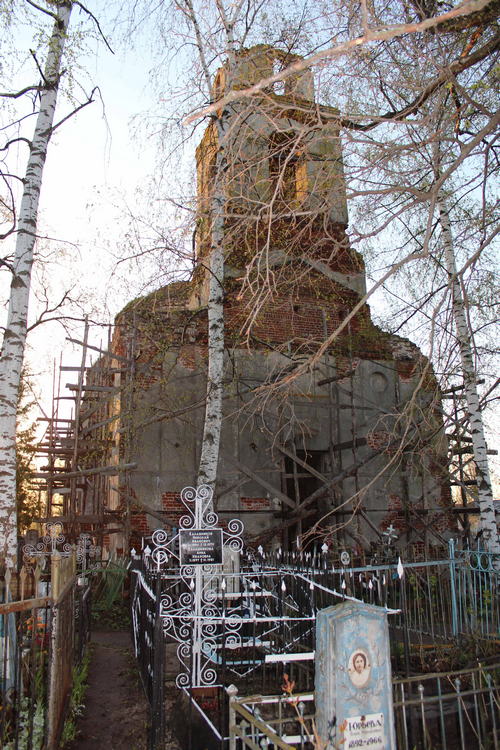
<box><xmin>213</xmin><ymin>68</ymin><xmax>225</xmax><ymax>102</ymax></box>
<box><xmin>268</xmin><ymin>131</ymin><xmax>306</xmax><ymax>208</ymax></box>
<box><xmin>272</xmin><ymin>58</ymin><xmax>286</xmax><ymax>95</ymax></box>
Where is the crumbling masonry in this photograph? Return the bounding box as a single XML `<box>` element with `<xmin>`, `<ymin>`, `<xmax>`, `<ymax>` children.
<box><xmin>102</xmin><ymin>46</ymin><xmax>455</xmax><ymax>556</ymax></box>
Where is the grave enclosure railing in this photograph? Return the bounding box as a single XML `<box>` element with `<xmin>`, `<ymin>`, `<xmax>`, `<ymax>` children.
<box><xmin>393</xmin><ymin>661</ymin><xmax>500</xmax><ymax>750</ymax></box>
<box><xmin>0</xmin><ymin>572</ymin><xmax>92</xmax><ymax>750</ymax></box>
<box><xmin>0</xmin><ymin>524</ymin><xmax>97</xmax><ymax>750</ymax></box>
<box><xmin>131</xmin><ymin>538</ymin><xmax>498</xmax><ymax>750</ymax></box>
<box><xmin>229</xmin><ymin>661</ymin><xmax>500</xmax><ymax>750</ymax></box>
<box><xmin>228</xmin><ymin>689</ymin><xmax>315</xmax><ymax>750</ymax></box>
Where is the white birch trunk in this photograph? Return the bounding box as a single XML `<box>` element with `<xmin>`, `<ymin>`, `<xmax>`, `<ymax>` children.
<box><xmin>0</xmin><ymin>2</ymin><xmax>73</xmax><ymax>568</ymax></box>
<box><xmin>438</xmin><ymin>200</ymin><xmax>499</xmax><ymax>556</ymax></box>
<box><xmin>196</xmin><ymin>107</ymin><xmax>230</xmax><ymax>491</ymax></box>
<box><xmin>196</xmin><ymin>3</ymin><xmax>240</xmax><ymax>492</ymax></box>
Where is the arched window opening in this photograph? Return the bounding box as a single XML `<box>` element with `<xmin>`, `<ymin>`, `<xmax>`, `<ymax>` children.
<box><xmin>268</xmin><ymin>131</ymin><xmax>306</xmax><ymax>209</ymax></box>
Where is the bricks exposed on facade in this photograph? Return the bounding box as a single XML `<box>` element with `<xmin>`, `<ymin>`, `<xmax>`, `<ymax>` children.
<box><xmin>366</xmin><ymin>431</ymin><xmax>393</xmax><ymax>452</ymax></box>
<box><xmin>131</xmin><ymin>512</ymin><xmax>150</xmax><ymax>534</ymax></box>
<box><xmin>162</xmin><ymin>492</ymin><xmax>182</xmax><ymax>510</ymax></box>
<box><xmin>380</xmin><ymin>491</ymin><xmax>457</xmax><ymax>538</ymax></box>
<box><xmin>241</xmin><ymin>497</ymin><xmax>271</xmax><ymax>510</ymax></box>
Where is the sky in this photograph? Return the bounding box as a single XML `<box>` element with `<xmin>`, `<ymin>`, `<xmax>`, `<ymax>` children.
<box><xmin>36</xmin><ymin>27</ymin><xmax>159</xmax><ymax>302</ymax></box>
<box><xmin>2</xmin><ymin>4</ymin><xmax>169</xmax><ymax>421</ymax></box>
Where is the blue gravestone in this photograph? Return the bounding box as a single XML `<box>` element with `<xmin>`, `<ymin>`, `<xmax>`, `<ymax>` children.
<box><xmin>315</xmin><ymin>600</ymin><xmax>396</xmax><ymax>750</ymax></box>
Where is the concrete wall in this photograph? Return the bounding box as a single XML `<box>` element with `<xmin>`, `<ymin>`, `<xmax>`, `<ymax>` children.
<box><xmin>114</xmin><ymin>318</ymin><xmax>451</xmax><ymax>551</ymax></box>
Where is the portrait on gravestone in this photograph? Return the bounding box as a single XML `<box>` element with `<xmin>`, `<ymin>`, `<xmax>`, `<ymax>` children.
<box><xmin>348</xmin><ymin>649</ymin><xmax>371</xmax><ymax>688</ymax></box>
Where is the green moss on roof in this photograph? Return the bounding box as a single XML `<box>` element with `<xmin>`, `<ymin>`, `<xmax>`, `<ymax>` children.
<box><xmin>118</xmin><ymin>280</ymin><xmax>192</xmax><ymax>318</ymax></box>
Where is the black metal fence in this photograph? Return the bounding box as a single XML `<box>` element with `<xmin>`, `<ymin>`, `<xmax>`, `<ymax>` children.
<box><xmin>131</xmin><ymin>566</ymin><xmax>165</xmax><ymax>750</ymax></box>
<box><xmin>250</xmin><ymin>542</ymin><xmax>499</xmax><ymax>642</ymax></box>
<box><xmin>393</xmin><ymin>661</ymin><xmax>500</xmax><ymax>750</ymax></box>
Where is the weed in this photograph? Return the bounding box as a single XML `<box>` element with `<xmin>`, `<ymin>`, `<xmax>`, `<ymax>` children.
<box><xmin>60</xmin><ymin>652</ymin><xmax>90</xmax><ymax>746</ymax></box>
<box><xmin>3</xmin><ymin>700</ymin><xmax>45</xmax><ymax>750</ymax></box>
<box><xmin>92</xmin><ymin>599</ymin><xmax>130</xmax><ymax>630</ymax></box>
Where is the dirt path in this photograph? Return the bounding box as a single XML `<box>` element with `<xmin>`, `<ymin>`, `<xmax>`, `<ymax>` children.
<box><xmin>69</xmin><ymin>630</ymin><xmax>150</xmax><ymax>750</ymax></box>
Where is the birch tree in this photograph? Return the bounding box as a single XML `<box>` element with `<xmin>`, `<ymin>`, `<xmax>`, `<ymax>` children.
<box><xmin>174</xmin><ymin>0</ymin><xmax>243</xmax><ymax>490</ymax></box>
<box><xmin>0</xmin><ymin>0</ymin><xmax>73</xmax><ymax>568</ymax></box>
<box><xmin>438</xmin><ymin>201</ymin><xmax>498</xmax><ymax>554</ymax></box>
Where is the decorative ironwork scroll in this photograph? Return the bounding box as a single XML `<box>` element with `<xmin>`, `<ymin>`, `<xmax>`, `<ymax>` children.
<box><xmin>22</xmin><ymin>522</ymin><xmax>72</xmax><ymax>562</ymax></box>
<box><xmin>23</xmin><ymin>524</ymin><xmax>100</xmax><ymax>574</ymax></box>
<box><xmin>149</xmin><ymin>485</ymin><xmax>244</xmax><ymax>688</ymax></box>
<box><xmin>76</xmin><ymin>533</ymin><xmax>101</xmax><ymax>572</ymax></box>
<box><xmin>133</xmin><ymin>486</ymin><xmax>331</xmax><ymax>690</ymax></box>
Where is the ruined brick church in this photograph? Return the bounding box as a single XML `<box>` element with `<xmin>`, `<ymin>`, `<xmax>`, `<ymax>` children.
<box><xmin>103</xmin><ymin>46</ymin><xmax>454</xmax><ymax>555</ymax></box>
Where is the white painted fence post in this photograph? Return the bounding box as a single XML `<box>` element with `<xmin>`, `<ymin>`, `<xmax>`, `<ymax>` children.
<box><xmin>227</xmin><ymin>683</ymin><xmax>239</xmax><ymax>750</ymax></box>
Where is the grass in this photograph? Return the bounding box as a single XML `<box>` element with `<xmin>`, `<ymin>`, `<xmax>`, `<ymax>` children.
<box><xmin>92</xmin><ymin>598</ymin><xmax>131</xmax><ymax>631</ymax></box>
<box><xmin>60</xmin><ymin>652</ymin><xmax>91</xmax><ymax>747</ymax></box>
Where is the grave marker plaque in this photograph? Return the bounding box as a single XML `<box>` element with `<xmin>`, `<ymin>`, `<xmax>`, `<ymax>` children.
<box><xmin>179</xmin><ymin>528</ymin><xmax>223</xmax><ymax>565</ymax></box>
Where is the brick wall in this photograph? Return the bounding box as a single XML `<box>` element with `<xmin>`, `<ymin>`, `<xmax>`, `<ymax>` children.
<box><xmin>241</xmin><ymin>496</ymin><xmax>271</xmax><ymax>511</ymax></box>
<box><xmin>131</xmin><ymin>512</ymin><xmax>150</xmax><ymax>535</ymax></box>
<box><xmin>381</xmin><ymin>493</ymin><xmax>456</xmax><ymax>538</ymax></box>
<box><xmin>381</xmin><ymin>493</ymin><xmax>406</xmax><ymax>532</ymax></box>
<box><xmin>162</xmin><ymin>491</ymin><xmax>184</xmax><ymax>526</ymax></box>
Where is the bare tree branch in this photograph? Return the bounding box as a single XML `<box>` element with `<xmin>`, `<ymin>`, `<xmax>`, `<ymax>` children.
<box><xmin>186</xmin><ymin>0</ymin><xmax>496</xmax><ymax>123</ymax></box>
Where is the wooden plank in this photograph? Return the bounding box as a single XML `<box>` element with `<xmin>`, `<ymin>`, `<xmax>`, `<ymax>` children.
<box><xmin>317</xmin><ymin>368</ymin><xmax>357</xmax><ymax>386</ymax></box>
<box><xmin>0</xmin><ymin>596</ymin><xmax>52</xmax><ymax>614</ymax></box>
<box><xmin>233</xmin><ymin>704</ymin><xmax>295</xmax><ymax>750</ymax></box>
<box><xmin>36</xmin><ymin>447</ymin><xmax>87</xmax><ymax>454</ymax></box>
<box><xmin>441</xmin><ymin>379</ymin><xmax>484</xmax><ymax>395</ymax></box>
<box><xmin>80</xmin><ymin>414</ymin><xmax>120</xmax><ymax>435</ymax></box>
<box><xmin>358</xmin><ymin>508</ymin><xmax>384</xmax><ymax>539</ymax></box>
<box><xmin>29</xmin><ymin>485</ymin><xmax>87</xmax><ymax>491</ymax></box>
<box><xmin>66</xmin><ymin>337</ymin><xmax>131</xmax><ymax>363</ymax></box>
<box><xmin>37</xmin><ymin>440</ymin><xmax>112</xmax><ymax>450</ymax></box>
<box><xmin>32</xmin><ymin>461</ymin><xmax>136</xmax><ymax>480</ymax></box>
<box><xmin>79</xmin><ymin>397</ymin><xmax>118</xmax><ymax>424</ymax></box>
<box><xmin>53</xmin><ymin>576</ymin><xmax>78</xmax><ymax>606</ymax></box>
<box><xmin>224</xmin><ymin>455</ymin><xmax>296</xmax><ymax>509</ymax></box>
<box><xmin>448</xmin><ymin>506</ymin><xmax>480</xmax><ymax>513</ymax></box>
<box><xmin>294</xmin><ymin>441</ymin><xmax>393</xmax><ymax>513</ymax></box>
<box><xmin>233</xmin><ymin>726</ymin><xmax>261</xmax><ymax>750</ymax></box>
<box><xmin>258</xmin><ymin>509</ymin><xmax>316</xmax><ymax>536</ymax></box>
<box><xmin>452</xmin><ymin>447</ymin><xmax>497</xmax><ymax>456</ymax></box>
<box><xmin>276</xmin><ymin>443</ymin><xmax>329</xmax><ymax>484</ymax></box>
<box><xmin>131</xmin><ymin>499</ymin><xmax>175</xmax><ymax>527</ymax></box>
<box><xmin>37</xmin><ymin>417</ymin><xmax>74</xmax><ymax>423</ymax></box>
<box><xmin>109</xmin><ymin>487</ymin><xmax>176</xmax><ymax>527</ymax></box>
<box><xmin>37</xmin><ymin>514</ymin><xmax>116</xmax><ymax>523</ymax></box>
<box><xmin>331</xmin><ymin>436</ymin><xmax>367</xmax><ymax>452</ymax></box>
<box><xmin>66</xmin><ymin>384</ymin><xmax>119</xmax><ymax>393</ymax></box>
<box><xmin>61</xmin><ymin>366</ymin><xmax>126</xmax><ymax>373</ymax></box>
<box><xmin>407</xmin><ymin>505</ymin><xmax>448</xmax><ymax>545</ymax></box>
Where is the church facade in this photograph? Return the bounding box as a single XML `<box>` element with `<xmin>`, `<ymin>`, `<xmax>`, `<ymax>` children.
<box><xmin>103</xmin><ymin>47</ymin><xmax>454</xmax><ymax>556</ymax></box>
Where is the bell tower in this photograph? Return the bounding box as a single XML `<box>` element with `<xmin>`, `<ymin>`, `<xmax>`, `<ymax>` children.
<box><xmin>193</xmin><ymin>45</ymin><xmax>365</xmax><ymax>306</ymax></box>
